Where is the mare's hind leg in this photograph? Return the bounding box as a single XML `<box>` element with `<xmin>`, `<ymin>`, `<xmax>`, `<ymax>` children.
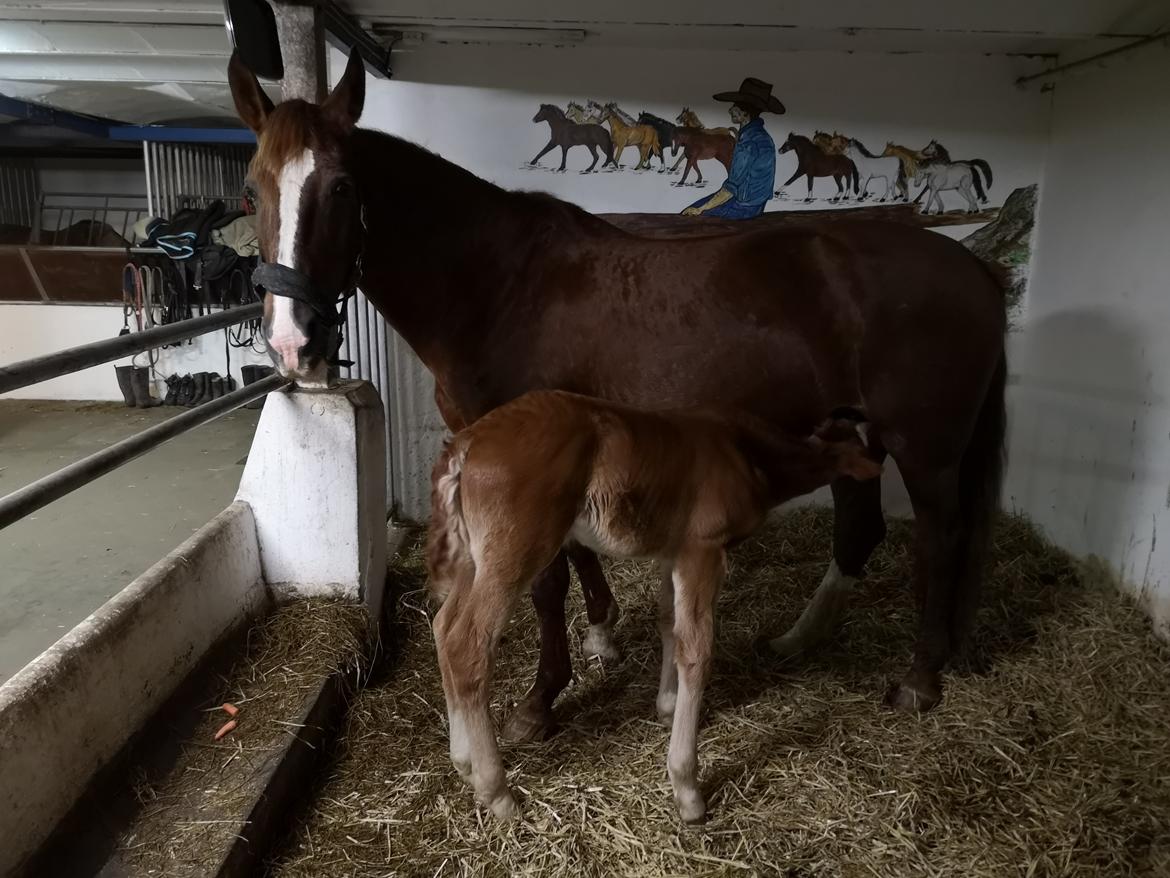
<box><xmin>768</xmin><ymin>471</ymin><xmax>886</xmax><ymax>659</ymax></box>
<box><xmin>567</xmin><ymin>543</ymin><xmax>621</xmax><ymax>661</ymax></box>
<box><xmin>886</xmin><ymin>463</ymin><xmax>963</xmax><ymax>713</ymax></box>
<box><xmin>583</xmin><ymin>145</ymin><xmax>600</xmax><ymax>173</ymax></box>
<box><xmin>500</xmin><ymin>552</ymin><xmax>572</xmax><ymax>743</ymax></box>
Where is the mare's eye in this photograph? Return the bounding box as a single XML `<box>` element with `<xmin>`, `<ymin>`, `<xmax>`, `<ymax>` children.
<box><xmin>333</xmin><ymin>179</ymin><xmax>354</xmax><ymax>197</ymax></box>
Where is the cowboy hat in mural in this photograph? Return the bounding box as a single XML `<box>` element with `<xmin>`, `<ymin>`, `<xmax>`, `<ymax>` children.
<box><xmin>681</xmin><ymin>77</ymin><xmax>786</xmax><ymax>219</ymax></box>
<box><xmin>712</xmin><ymin>77</ymin><xmax>787</xmax><ymax>115</ymax></box>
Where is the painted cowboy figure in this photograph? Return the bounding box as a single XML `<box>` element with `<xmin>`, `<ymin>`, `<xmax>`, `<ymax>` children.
<box><xmin>682</xmin><ymin>78</ymin><xmax>785</xmax><ymax>219</ymax></box>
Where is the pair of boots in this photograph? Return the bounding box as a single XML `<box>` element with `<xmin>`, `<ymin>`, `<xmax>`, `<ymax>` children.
<box><xmin>114</xmin><ymin>366</ymin><xmax>162</xmax><ymax>408</ymax></box>
<box><xmin>161</xmin><ymin>372</ymin><xmax>238</xmax><ymax>407</ymax></box>
<box><xmin>240</xmin><ymin>364</ymin><xmax>276</xmax><ymax>410</ymax></box>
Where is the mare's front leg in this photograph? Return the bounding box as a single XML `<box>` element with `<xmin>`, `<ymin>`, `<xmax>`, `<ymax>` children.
<box><xmin>667</xmin><ymin>546</ymin><xmax>724</xmax><ymax>824</ymax></box>
<box><xmin>558</xmin><ymin>145</ymin><xmax>569</xmax><ymax>172</ymax></box>
<box><xmin>530</xmin><ymin>141</ymin><xmax>555</xmax><ymax>166</ymax></box>
<box><xmin>566</xmin><ymin>543</ymin><xmax>620</xmax><ymax>661</ymax></box>
<box><xmin>768</xmin><ymin>473</ymin><xmax>885</xmax><ymax>659</ymax></box>
<box><xmin>500</xmin><ymin>552</ymin><xmax>572</xmax><ymax>743</ymax></box>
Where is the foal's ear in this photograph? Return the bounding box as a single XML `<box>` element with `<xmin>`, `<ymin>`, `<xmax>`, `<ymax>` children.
<box><xmin>322</xmin><ymin>47</ymin><xmax>366</xmax><ymax>130</ymax></box>
<box><xmin>228</xmin><ymin>51</ymin><xmax>275</xmax><ymax>133</ymax></box>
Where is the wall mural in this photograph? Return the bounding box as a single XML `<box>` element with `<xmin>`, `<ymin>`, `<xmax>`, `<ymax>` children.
<box><xmin>525</xmin><ymin>76</ymin><xmax>1037</xmax><ymax>319</ymax></box>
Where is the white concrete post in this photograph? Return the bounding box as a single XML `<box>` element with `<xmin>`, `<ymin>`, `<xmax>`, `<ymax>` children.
<box><xmin>236</xmin><ymin>381</ymin><xmax>387</xmax><ymax>619</ymax></box>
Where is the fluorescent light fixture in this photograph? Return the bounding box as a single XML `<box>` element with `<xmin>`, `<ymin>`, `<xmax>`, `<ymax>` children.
<box><xmin>391</xmin><ymin>26</ymin><xmax>587</xmax><ymax>47</ymax></box>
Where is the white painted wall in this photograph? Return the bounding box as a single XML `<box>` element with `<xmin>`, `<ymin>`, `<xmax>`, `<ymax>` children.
<box><xmin>337</xmin><ymin>45</ymin><xmax>1050</xmax><ymax>519</ymax></box>
<box><xmin>1005</xmin><ymin>47</ymin><xmax>1170</xmax><ymax>638</ymax></box>
<box><xmin>0</xmin><ymin>303</ymin><xmax>271</xmax><ymax>402</ymax></box>
<box><xmin>35</xmin><ymin>156</ymin><xmax>147</xmax><ymax>198</ymax></box>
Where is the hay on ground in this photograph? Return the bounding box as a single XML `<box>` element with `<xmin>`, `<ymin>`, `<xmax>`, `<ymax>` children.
<box><xmin>271</xmin><ymin>510</ymin><xmax>1170</xmax><ymax>878</ymax></box>
<box><xmin>114</xmin><ymin>599</ymin><xmax>369</xmax><ymax>875</ymax></box>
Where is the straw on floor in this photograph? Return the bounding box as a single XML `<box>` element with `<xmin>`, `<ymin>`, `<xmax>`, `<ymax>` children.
<box><xmin>272</xmin><ymin>509</ymin><xmax>1170</xmax><ymax>878</ymax></box>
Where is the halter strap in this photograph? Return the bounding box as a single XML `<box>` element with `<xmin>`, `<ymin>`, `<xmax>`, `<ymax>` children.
<box><xmin>251</xmin><ymin>262</ymin><xmax>357</xmax><ymax>368</ymax></box>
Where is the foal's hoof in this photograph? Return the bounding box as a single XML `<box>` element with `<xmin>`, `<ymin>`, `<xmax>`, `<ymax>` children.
<box><xmin>501</xmin><ymin>701</ymin><xmax>555</xmax><ymax>744</ymax></box>
<box><xmin>582</xmin><ymin>626</ymin><xmax>620</xmax><ymax>661</ymax></box>
<box><xmin>488</xmin><ymin>791</ymin><xmax>520</xmax><ymax>821</ymax></box>
<box><xmin>656</xmin><ymin>691</ymin><xmax>677</xmax><ymax>725</ymax></box>
<box><xmin>675</xmin><ymin>791</ymin><xmax>708</xmax><ymax>825</ymax></box>
<box><xmin>885</xmin><ymin>676</ymin><xmax>942</xmax><ymax>714</ymax></box>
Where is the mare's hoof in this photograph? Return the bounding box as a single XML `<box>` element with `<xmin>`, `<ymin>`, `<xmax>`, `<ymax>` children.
<box><xmin>760</xmin><ymin>632</ymin><xmax>808</xmax><ymax>662</ymax></box>
<box><xmin>885</xmin><ymin>678</ymin><xmax>942</xmax><ymax>714</ymax></box>
<box><xmin>501</xmin><ymin>702</ymin><xmax>556</xmax><ymax>744</ymax></box>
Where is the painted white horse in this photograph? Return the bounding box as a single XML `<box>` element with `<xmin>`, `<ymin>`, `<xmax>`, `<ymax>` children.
<box><xmin>565</xmin><ymin>100</ymin><xmax>603</xmax><ymax>124</ymax></box>
<box><xmin>913</xmin><ymin>162</ymin><xmax>980</xmax><ymax>214</ymax></box>
<box><xmin>843</xmin><ymin>139</ymin><xmax>906</xmax><ymax>202</ymax></box>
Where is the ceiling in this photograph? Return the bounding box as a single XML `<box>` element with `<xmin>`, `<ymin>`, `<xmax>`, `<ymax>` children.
<box><xmin>0</xmin><ymin>0</ymin><xmax>1166</xmax><ymax>133</ymax></box>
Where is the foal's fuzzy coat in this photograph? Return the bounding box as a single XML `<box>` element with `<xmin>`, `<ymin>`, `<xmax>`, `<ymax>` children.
<box><xmin>427</xmin><ymin>390</ymin><xmax>881</xmax><ymax>822</ymax></box>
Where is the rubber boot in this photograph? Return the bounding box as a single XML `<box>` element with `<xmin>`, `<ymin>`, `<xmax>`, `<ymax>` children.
<box><xmin>209</xmin><ymin>375</ymin><xmax>225</xmax><ymax>400</ymax></box>
<box><xmin>177</xmin><ymin>374</ymin><xmax>194</xmax><ymax>406</ymax></box>
<box><xmin>224</xmin><ymin>375</ymin><xmax>237</xmax><ymax>393</ymax></box>
<box><xmin>164</xmin><ymin>374</ymin><xmax>181</xmax><ymax>406</ymax></box>
<box><xmin>130</xmin><ymin>367</ymin><xmax>162</xmax><ymax>407</ymax></box>
<box><xmin>242</xmin><ymin>364</ymin><xmax>274</xmax><ymax>410</ymax></box>
<box><xmin>114</xmin><ymin>366</ymin><xmax>136</xmax><ymax>407</ymax></box>
<box><xmin>187</xmin><ymin>373</ymin><xmax>208</xmax><ymax>407</ymax></box>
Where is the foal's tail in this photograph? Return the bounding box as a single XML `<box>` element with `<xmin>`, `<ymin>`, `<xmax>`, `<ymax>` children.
<box><xmin>952</xmin><ymin>344</ymin><xmax>1008</xmax><ymax>646</ymax></box>
<box><xmin>426</xmin><ymin>441</ymin><xmax>474</xmax><ymax>603</ymax></box>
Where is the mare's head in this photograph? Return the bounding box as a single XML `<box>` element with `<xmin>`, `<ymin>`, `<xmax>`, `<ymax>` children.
<box><xmin>533</xmin><ymin>103</ymin><xmax>562</xmax><ymax>124</ymax></box>
<box><xmin>779</xmin><ymin>132</ymin><xmax>800</xmax><ymax>154</ymax></box>
<box><xmin>228</xmin><ymin>49</ymin><xmax>367</xmax><ymax>384</ymax></box>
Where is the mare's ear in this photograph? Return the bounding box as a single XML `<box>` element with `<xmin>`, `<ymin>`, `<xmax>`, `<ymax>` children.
<box><xmin>322</xmin><ymin>47</ymin><xmax>366</xmax><ymax>130</ymax></box>
<box><xmin>228</xmin><ymin>51</ymin><xmax>275</xmax><ymax>134</ymax></box>
<box><xmin>809</xmin><ymin>418</ymin><xmax>883</xmax><ymax>482</ymax></box>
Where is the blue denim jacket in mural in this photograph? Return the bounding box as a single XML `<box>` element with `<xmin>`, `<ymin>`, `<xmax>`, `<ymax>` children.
<box><xmin>723</xmin><ymin>118</ymin><xmax>776</xmax><ymax>209</ymax></box>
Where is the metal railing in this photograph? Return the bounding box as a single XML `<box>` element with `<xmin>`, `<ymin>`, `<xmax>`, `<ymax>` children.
<box><xmin>0</xmin><ymin>303</ymin><xmax>286</xmax><ymax>532</ymax></box>
<box><xmin>32</xmin><ymin>191</ymin><xmax>150</xmax><ymax>246</ymax></box>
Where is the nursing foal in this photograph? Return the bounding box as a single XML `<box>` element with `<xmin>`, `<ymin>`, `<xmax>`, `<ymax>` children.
<box><xmin>427</xmin><ymin>391</ymin><xmax>881</xmax><ymax>822</ymax></box>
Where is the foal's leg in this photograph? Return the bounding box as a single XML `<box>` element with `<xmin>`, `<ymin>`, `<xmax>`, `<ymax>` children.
<box><xmin>656</xmin><ymin>566</ymin><xmax>679</xmax><ymax>723</ymax></box>
<box><xmin>434</xmin><ymin>580</ymin><xmax>522</xmax><ymax>819</ymax></box>
<box><xmin>668</xmin><ymin>547</ymin><xmax>724</xmax><ymax>824</ymax></box>
<box><xmin>567</xmin><ymin>543</ymin><xmax>621</xmax><ymax>662</ymax></box>
<box><xmin>501</xmin><ymin>552</ymin><xmax>572</xmax><ymax>743</ymax></box>
<box><xmin>769</xmin><ymin>473</ymin><xmax>886</xmax><ymax>659</ymax></box>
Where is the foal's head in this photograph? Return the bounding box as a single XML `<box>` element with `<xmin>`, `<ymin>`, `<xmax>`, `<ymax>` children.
<box><xmin>228</xmin><ymin>50</ymin><xmax>367</xmax><ymax>384</ymax></box>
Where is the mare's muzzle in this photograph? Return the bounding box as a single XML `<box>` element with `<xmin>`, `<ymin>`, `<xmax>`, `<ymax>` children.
<box><xmin>252</xmin><ymin>262</ymin><xmax>355</xmax><ymax>371</ymax></box>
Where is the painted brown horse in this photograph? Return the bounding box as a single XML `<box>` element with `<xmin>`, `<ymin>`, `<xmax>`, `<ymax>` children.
<box><xmin>778</xmin><ymin>133</ymin><xmax>858</xmax><ymax>202</ymax></box>
<box><xmin>670</xmin><ymin>127</ymin><xmax>735</xmax><ymax>185</ymax></box>
<box><xmin>229</xmin><ymin>50</ymin><xmax>1007</xmax><ymax>742</ymax></box>
<box><xmin>530</xmin><ymin>104</ymin><xmax>616</xmax><ymax>173</ymax></box>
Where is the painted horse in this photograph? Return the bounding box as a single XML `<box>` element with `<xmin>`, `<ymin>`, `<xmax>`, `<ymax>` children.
<box><xmin>530</xmin><ymin>104</ymin><xmax>616</xmax><ymax>173</ymax></box>
<box><xmin>778</xmin><ymin>133</ymin><xmax>858</xmax><ymax>202</ymax></box>
<box><xmin>229</xmin><ymin>50</ymin><xmax>1007</xmax><ymax>742</ymax></box>
<box><xmin>589</xmin><ymin>101</ymin><xmax>660</xmax><ymax>170</ymax></box>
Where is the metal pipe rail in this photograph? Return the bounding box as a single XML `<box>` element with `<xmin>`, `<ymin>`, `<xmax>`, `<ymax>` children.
<box><xmin>0</xmin><ymin>373</ymin><xmax>288</xmax><ymax>531</ymax></box>
<box><xmin>0</xmin><ymin>303</ymin><xmax>264</xmax><ymax>395</ymax></box>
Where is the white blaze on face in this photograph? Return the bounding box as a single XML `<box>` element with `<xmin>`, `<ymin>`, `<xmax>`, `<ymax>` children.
<box><xmin>268</xmin><ymin>148</ymin><xmax>316</xmax><ymax>371</ymax></box>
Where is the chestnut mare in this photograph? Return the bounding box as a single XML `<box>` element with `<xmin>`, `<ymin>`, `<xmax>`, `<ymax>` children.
<box><xmin>229</xmin><ymin>50</ymin><xmax>1007</xmax><ymax>739</ymax></box>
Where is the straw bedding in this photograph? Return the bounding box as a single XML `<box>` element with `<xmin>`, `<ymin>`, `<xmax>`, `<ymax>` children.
<box><xmin>271</xmin><ymin>509</ymin><xmax>1170</xmax><ymax>877</ymax></box>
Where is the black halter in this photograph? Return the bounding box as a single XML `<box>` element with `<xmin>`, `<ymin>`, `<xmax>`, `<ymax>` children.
<box><xmin>250</xmin><ymin>208</ymin><xmax>365</xmax><ymax>369</ymax></box>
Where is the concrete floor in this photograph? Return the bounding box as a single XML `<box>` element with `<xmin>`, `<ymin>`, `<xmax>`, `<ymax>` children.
<box><xmin>0</xmin><ymin>400</ymin><xmax>260</xmax><ymax>684</ymax></box>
